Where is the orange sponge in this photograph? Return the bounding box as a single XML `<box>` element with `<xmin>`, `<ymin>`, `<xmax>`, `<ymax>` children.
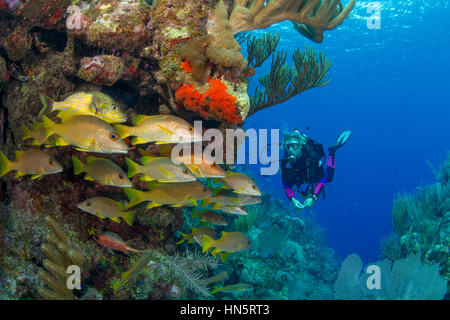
<box><xmin>175</xmin><ymin>77</ymin><xmax>242</xmax><ymax>124</ymax></box>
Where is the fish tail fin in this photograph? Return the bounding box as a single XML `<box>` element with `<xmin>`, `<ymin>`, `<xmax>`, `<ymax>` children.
<box><xmin>38</xmin><ymin>93</ymin><xmax>54</xmax><ymax>119</ymax></box>
<box><xmin>210</xmin><ymin>286</ymin><xmax>220</xmax><ymax>294</ymax></box>
<box><xmin>125</xmin><ymin>157</ymin><xmax>140</xmax><ymax>178</ymax></box>
<box><xmin>201</xmin><ymin>234</ymin><xmax>214</xmax><ymax>253</ymax></box>
<box><xmin>123</xmin><ymin>211</ymin><xmax>136</xmax><ymax>226</ymax></box>
<box><xmin>71</xmin><ymin>156</ymin><xmax>84</xmax><ymax>175</ymax></box>
<box><xmin>22</xmin><ymin>124</ymin><xmax>32</xmax><ymax>141</ymax></box>
<box><xmin>0</xmin><ymin>151</ymin><xmax>12</xmax><ymax>178</ymax></box>
<box><xmin>123</xmin><ymin>188</ymin><xmax>145</xmax><ymax>208</ymax></box>
<box><xmin>114</xmin><ymin>124</ymin><xmax>131</xmax><ymax>139</ymax></box>
<box><xmin>176</xmin><ymin>232</ymin><xmax>188</xmax><ymax>245</ymax></box>
<box><xmin>40</xmin><ymin>115</ymin><xmax>56</xmax><ymax>140</ymax></box>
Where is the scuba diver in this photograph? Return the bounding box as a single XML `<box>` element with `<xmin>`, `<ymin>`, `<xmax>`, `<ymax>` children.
<box><xmin>281</xmin><ymin>129</ymin><xmax>352</xmax><ymax>209</ymax></box>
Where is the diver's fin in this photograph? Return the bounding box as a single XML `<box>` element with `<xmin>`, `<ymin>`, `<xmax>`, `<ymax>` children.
<box><xmin>329</xmin><ymin>130</ymin><xmax>352</xmax><ymax>153</ymax></box>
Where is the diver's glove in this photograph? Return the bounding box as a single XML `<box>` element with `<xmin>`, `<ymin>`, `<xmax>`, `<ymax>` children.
<box><xmin>303</xmin><ymin>195</ymin><xmax>318</xmax><ymax>209</ymax></box>
<box><xmin>291</xmin><ymin>197</ymin><xmax>304</xmax><ymax>209</ymax></box>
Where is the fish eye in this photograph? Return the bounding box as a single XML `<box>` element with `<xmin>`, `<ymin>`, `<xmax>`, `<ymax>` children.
<box><xmin>48</xmin><ymin>159</ymin><xmax>53</xmax><ymax>165</ymax></box>
<box><xmin>187</xmin><ymin>126</ymin><xmax>193</xmax><ymax>131</ymax></box>
<box><xmin>183</xmin><ymin>169</ymin><xmax>189</xmax><ymax>174</ymax></box>
<box><xmin>113</xmin><ymin>106</ymin><xmax>116</xmax><ymax>110</ymax></box>
<box><xmin>212</xmin><ymin>162</ymin><xmax>217</xmax><ymax>167</ymax></box>
<box><xmin>86</xmin><ymin>201</ymin><xmax>91</xmax><ymax>207</ymax></box>
<box><xmin>252</xmin><ymin>185</ymin><xmax>257</xmax><ymax>190</ymax></box>
<box><xmin>110</xmin><ymin>132</ymin><xmax>119</xmax><ymax>141</ymax></box>
<box><xmin>119</xmin><ymin>174</ymin><xmax>124</xmax><ymax>179</ymax></box>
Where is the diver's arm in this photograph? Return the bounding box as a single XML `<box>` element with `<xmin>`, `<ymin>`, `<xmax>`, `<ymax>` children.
<box><xmin>283</xmin><ymin>182</ymin><xmax>295</xmax><ymax>199</ymax></box>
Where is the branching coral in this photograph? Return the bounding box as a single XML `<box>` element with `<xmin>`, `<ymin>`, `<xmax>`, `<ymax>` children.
<box><xmin>229</xmin><ymin>0</ymin><xmax>356</xmax><ymax>43</ymax></box>
<box><xmin>246</xmin><ymin>32</ymin><xmax>280</xmax><ymax>68</ymax></box>
<box><xmin>249</xmin><ymin>46</ymin><xmax>331</xmax><ymax>116</ymax></box>
<box><xmin>37</xmin><ymin>216</ymin><xmax>85</xmax><ymax>300</ymax></box>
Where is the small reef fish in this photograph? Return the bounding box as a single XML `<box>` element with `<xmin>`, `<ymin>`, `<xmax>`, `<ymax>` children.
<box><xmin>124</xmin><ymin>180</ymin><xmax>212</xmax><ymax>209</ymax></box>
<box><xmin>72</xmin><ymin>155</ymin><xmax>132</xmax><ymax>187</ymax></box>
<box><xmin>0</xmin><ymin>149</ymin><xmax>63</xmax><ymax>179</ymax></box>
<box><xmin>201</xmin><ymin>190</ymin><xmax>261</xmax><ymax>207</ymax></box>
<box><xmin>77</xmin><ymin>197</ymin><xmax>136</xmax><ymax>226</ymax></box>
<box><xmin>204</xmin><ymin>271</ymin><xmax>229</xmax><ymax>284</ymax></box>
<box><xmin>202</xmin><ymin>231</ymin><xmax>250</xmax><ymax>262</ymax></box>
<box><xmin>112</xmin><ymin>253</ymin><xmax>152</xmax><ymax>294</ymax></box>
<box><xmin>212</xmin><ymin>205</ymin><xmax>248</xmax><ymax>216</ymax></box>
<box><xmin>173</xmin><ymin>153</ymin><xmax>226</xmax><ymax>178</ymax></box>
<box><xmin>214</xmin><ymin>171</ymin><xmax>261</xmax><ymax>196</ymax></box>
<box><xmin>39</xmin><ymin>92</ymin><xmax>127</xmax><ymax>123</ymax></box>
<box><xmin>41</xmin><ymin>113</ymin><xmax>129</xmax><ymax>154</ymax></box>
<box><xmin>192</xmin><ymin>209</ymin><xmax>227</xmax><ymax>226</ymax></box>
<box><xmin>93</xmin><ymin>231</ymin><xmax>148</xmax><ymax>256</ymax></box>
<box><xmin>210</xmin><ymin>283</ymin><xmax>253</xmax><ymax>295</ymax></box>
<box><xmin>125</xmin><ymin>156</ymin><xmax>197</xmax><ymax>183</ymax></box>
<box><xmin>22</xmin><ymin>122</ymin><xmax>47</xmax><ymax>146</ymax></box>
<box><xmin>114</xmin><ymin>114</ymin><xmax>202</xmax><ymax>145</ymax></box>
<box><xmin>176</xmin><ymin>227</ymin><xmax>217</xmax><ymax>245</ymax></box>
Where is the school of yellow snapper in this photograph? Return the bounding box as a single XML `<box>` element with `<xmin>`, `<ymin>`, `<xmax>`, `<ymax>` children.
<box><xmin>0</xmin><ymin>91</ymin><xmax>262</xmax><ymax>263</ymax></box>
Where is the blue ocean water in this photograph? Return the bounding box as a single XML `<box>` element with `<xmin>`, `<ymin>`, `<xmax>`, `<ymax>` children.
<box><xmin>243</xmin><ymin>0</ymin><xmax>450</xmax><ymax>263</ymax></box>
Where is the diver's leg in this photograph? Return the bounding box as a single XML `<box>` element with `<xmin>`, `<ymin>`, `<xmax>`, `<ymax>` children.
<box><xmin>325</xmin><ymin>154</ymin><xmax>335</xmax><ymax>182</ymax></box>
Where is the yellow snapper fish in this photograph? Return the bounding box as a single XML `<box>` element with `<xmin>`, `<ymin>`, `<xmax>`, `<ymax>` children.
<box><xmin>125</xmin><ymin>156</ymin><xmax>197</xmax><ymax>183</ymax></box>
<box><xmin>210</xmin><ymin>283</ymin><xmax>253</xmax><ymax>295</ymax></box>
<box><xmin>214</xmin><ymin>171</ymin><xmax>261</xmax><ymax>196</ymax></box>
<box><xmin>192</xmin><ymin>209</ymin><xmax>228</xmax><ymax>226</ymax></box>
<box><xmin>172</xmin><ymin>153</ymin><xmax>226</xmax><ymax>178</ymax></box>
<box><xmin>124</xmin><ymin>180</ymin><xmax>212</xmax><ymax>209</ymax></box>
<box><xmin>205</xmin><ymin>271</ymin><xmax>229</xmax><ymax>284</ymax></box>
<box><xmin>41</xmin><ymin>113</ymin><xmax>129</xmax><ymax>154</ymax></box>
<box><xmin>212</xmin><ymin>205</ymin><xmax>248</xmax><ymax>215</ymax></box>
<box><xmin>39</xmin><ymin>92</ymin><xmax>127</xmax><ymax>123</ymax></box>
<box><xmin>72</xmin><ymin>155</ymin><xmax>132</xmax><ymax>187</ymax></box>
<box><xmin>201</xmin><ymin>190</ymin><xmax>261</xmax><ymax>207</ymax></box>
<box><xmin>114</xmin><ymin>114</ymin><xmax>202</xmax><ymax>145</ymax></box>
<box><xmin>176</xmin><ymin>227</ymin><xmax>217</xmax><ymax>245</ymax></box>
<box><xmin>112</xmin><ymin>253</ymin><xmax>152</xmax><ymax>294</ymax></box>
<box><xmin>0</xmin><ymin>149</ymin><xmax>63</xmax><ymax>179</ymax></box>
<box><xmin>77</xmin><ymin>196</ymin><xmax>136</xmax><ymax>226</ymax></box>
<box><xmin>202</xmin><ymin>231</ymin><xmax>250</xmax><ymax>262</ymax></box>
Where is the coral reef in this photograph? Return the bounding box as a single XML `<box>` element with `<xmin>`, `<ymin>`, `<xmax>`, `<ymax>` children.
<box><xmin>0</xmin><ymin>0</ymin><xmax>355</xmax><ymax>300</ymax></box>
<box><xmin>382</xmin><ymin>154</ymin><xmax>449</xmax><ymax>281</ymax></box>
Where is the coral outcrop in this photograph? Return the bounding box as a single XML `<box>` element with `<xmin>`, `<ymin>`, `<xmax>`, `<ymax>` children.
<box><xmin>0</xmin><ymin>0</ymin><xmax>355</xmax><ymax>300</ymax></box>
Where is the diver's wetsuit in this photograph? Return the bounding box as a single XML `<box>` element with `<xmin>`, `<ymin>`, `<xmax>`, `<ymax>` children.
<box><xmin>281</xmin><ymin>140</ymin><xmax>336</xmax><ymax>200</ymax></box>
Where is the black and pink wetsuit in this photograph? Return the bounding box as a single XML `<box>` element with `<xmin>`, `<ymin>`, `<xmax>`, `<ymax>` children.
<box><xmin>281</xmin><ymin>142</ymin><xmax>336</xmax><ymax>200</ymax></box>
